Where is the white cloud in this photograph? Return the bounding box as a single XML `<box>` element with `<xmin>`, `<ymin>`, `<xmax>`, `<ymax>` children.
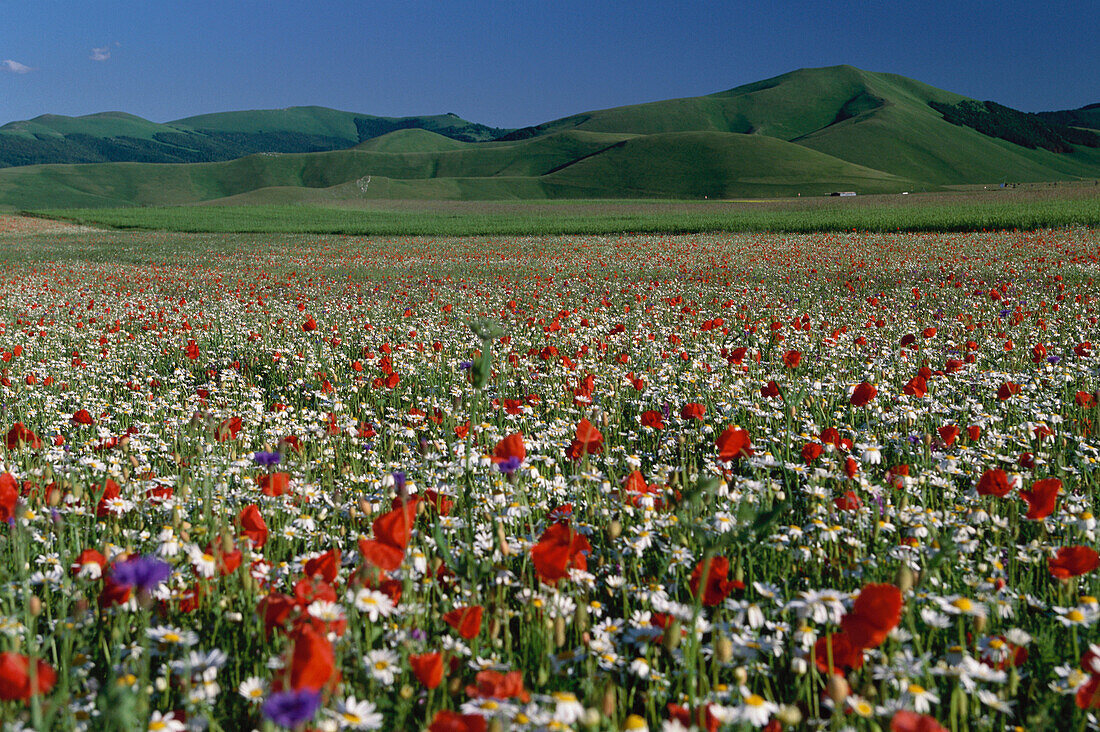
<box><xmin>1</xmin><ymin>59</ymin><xmax>32</xmax><ymax>73</ymax></box>
<box><xmin>90</xmin><ymin>47</ymin><xmax>111</xmax><ymax>62</ymax></box>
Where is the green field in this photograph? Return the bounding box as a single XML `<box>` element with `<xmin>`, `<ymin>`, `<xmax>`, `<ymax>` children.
<box><xmin>32</xmin><ymin>186</ymin><xmax>1100</xmax><ymax>236</ymax></box>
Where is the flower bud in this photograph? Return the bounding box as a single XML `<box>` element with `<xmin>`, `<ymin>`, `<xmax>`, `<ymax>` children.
<box><xmin>826</xmin><ymin>673</ymin><xmax>850</xmax><ymax>704</ymax></box>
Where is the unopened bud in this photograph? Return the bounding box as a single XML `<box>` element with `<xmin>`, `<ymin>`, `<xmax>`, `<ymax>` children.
<box><xmin>29</xmin><ymin>596</ymin><xmax>42</xmax><ymax>616</ymax></box>
<box><xmin>733</xmin><ymin>666</ymin><xmax>748</xmax><ymax>685</ymax></box>
<box><xmin>554</xmin><ymin>616</ymin><xmax>567</xmax><ymax>648</ymax></box>
<box><xmin>601</xmin><ymin>684</ymin><xmax>617</xmax><ymax>717</ymax></box>
<box><xmin>973</xmin><ymin>614</ymin><xmax>987</xmax><ymax>634</ymax></box>
<box><xmin>399</xmin><ymin>684</ymin><xmax>414</xmax><ymax>700</ymax></box>
<box><xmin>715</xmin><ymin>635</ymin><xmax>735</xmax><ymax>664</ymax></box>
<box><xmin>574</xmin><ymin>602</ymin><xmax>589</xmax><ymax>633</ymax></box>
<box><xmin>662</xmin><ymin>620</ymin><xmax>681</xmax><ymax>653</ymax></box>
<box><xmin>895</xmin><ymin>565</ymin><xmax>915</xmax><ymax>594</ymax></box>
<box><xmin>775</xmin><ymin>705</ymin><xmax>802</xmax><ymax>727</ymax></box>
<box><xmin>608</xmin><ymin>519</ymin><xmax>622</xmax><ymax>540</ymax></box>
<box><xmin>826</xmin><ymin>673</ymin><xmax>850</xmax><ymax>704</ymax></box>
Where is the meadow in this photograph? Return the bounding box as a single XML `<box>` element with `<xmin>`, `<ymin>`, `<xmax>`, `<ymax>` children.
<box><xmin>28</xmin><ymin>184</ymin><xmax>1100</xmax><ymax>236</ymax></box>
<box><xmin>0</xmin><ymin>222</ymin><xmax>1099</xmax><ymax>731</ymax></box>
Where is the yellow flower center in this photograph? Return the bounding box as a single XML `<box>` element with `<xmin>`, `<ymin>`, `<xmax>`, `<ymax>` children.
<box><xmin>1067</xmin><ymin>609</ymin><xmax>1085</xmax><ymax>622</ymax></box>
<box><xmin>745</xmin><ymin>694</ymin><xmax>765</xmax><ymax>707</ymax></box>
<box><xmin>951</xmin><ymin>598</ymin><xmax>973</xmax><ymax>612</ymax></box>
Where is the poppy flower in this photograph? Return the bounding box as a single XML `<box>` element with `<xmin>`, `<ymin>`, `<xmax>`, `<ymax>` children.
<box><xmin>801</xmin><ymin>442</ymin><xmax>823</xmax><ymax>465</ymax></box>
<box><xmin>287</xmin><ymin>624</ymin><xmax>335</xmax><ymax>692</ymax></box>
<box><xmin>0</xmin><ymin>473</ymin><xmax>18</xmax><ymax>523</ymax></box>
<box><xmin>409</xmin><ymin>652</ymin><xmax>443</xmax><ymax>689</ymax></box>
<box><xmin>680</xmin><ymin>402</ymin><xmax>705</xmax><ymax>421</ymax></box>
<box><xmin>641</xmin><ymin>410</ymin><xmax>665</xmax><ymax>429</ymax></box>
<box><xmin>215</xmin><ymin>416</ymin><xmax>243</xmax><ymax>442</ymax></box>
<box><xmin>834</xmin><ymin>491</ymin><xmax>862</xmax><ymax>511</ymax></box>
<box><xmin>1048</xmin><ymin>545</ymin><xmax>1100</xmax><ymax>579</ymax></box>
<box><xmin>5</xmin><ymin>423</ymin><xmax>42</xmax><ymax>450</ymax></box>
<box><xmin>997</xmin><ymin>382</ymin><xmax>1021</xmax><ymax>401</ymax></box>
<box><xmin>70</xmin><ymin>548</ymin><xmax>107</xmax><ymax>578</ymax></box>
<box><xmin>820</xmin><ymin>427</ymin><xmax>841</xmax><ymax>448</ymax></box>
<box><xmin>903</xmin><ymin>376</ymin><xmax>927</xmax><ymax>397</ymax></box>
<box><xmin>782</xmin><ymin>349</ymin><xmax>802</xmax><ymax>368</ymax></box>
<box><xmin>1077</xmin><ymin>675</ymin><xmax>1100</xmax><ymax>709</ymax></box>
<box><xmin>259</xmin><ymin>592</ymin><xmax>296</xmax><ymax>637</ymax></box>
<box><xmin>1020</xmin><ymin>478</ymin><xmax>1061</xmax><ymax>520</ymax></box>
<box><xmin>238</xmin><ymin>504</ymin><xmax>268</xmax><ymax>548</ymax></box>
<box><xmin>841</xmin><ymin>583</ymin><xmax>902</xmax><ymax>650</ymax></box>
<box><xmin>850</xmin><ymin>382</ymin><xmax>878</xmax><ymax>407</ymax></box>
<box><xmin>492</xmin><ymin>433</ymin><xmax>526</xmax><ymax>464</ymax></box>
<box><xmin>259</xmin><ymin>472</ymin><xmax>291</xmax><ymax>497</ymax></box>
<box><xmin>813</xmin><ymin>631</ymin><xmax>864</xmax><ymax>674</ymax></box>
<box><xmin>465</xmin><ymin>669</ymin><xmax>530</xmax><ymax>702</ymax></box>
<box><xmin>890</xmin><ymin>710</ymin><xmax>948</xmax><ymax>732</ymax></box>
<box><xmin>429</xmin><ymin>710</ymin><xmax>488</xmax><ymax>732</ymax></box>
<box><xmin>0</xmin><ymin>652</ymin><xmax>56</xmax><ymax>702</ymax></box>
<box><xmin>1076</xmin><ymin>391</ymin><xmax>1096</xmax><ymax>408</ymax></box>
<box><xmin>565</xmin><ymin>418</ymin><xmax>603</xmax><ymax>460</ymax></box>
<box><xmin>716</xmin><ymin>426</ymin><xmax>753</xmax><ymax>462</ymax></box>
<box><xmin>358</xmin><ymin>502</ymin><xmax>417</xmax><ymax>571</ymax></box>
<box><xmin>937</xmin><ymin>425</ymin><xmax>960</xmax><ymax>447</ymax></box>
<box><xmin>688</xmin><ymin>555</ymin><xmax>735</xmax><ymax>606</ymax></box>
<box><xmin>531</xmin><ymin>521</ymin><xmax>591</xmax><ymax>584</ymax></box>
<box><xmin>71</xmin><ymin>409</ymin><xmax>95</xmax><ymax>425</ymax></box>
<box><xmin>304</xmin><ymin>549</ymin><xmax>340</xmax><ymax>584</ymax></box>
<box><xmin>976</xmin><ymin>468</ymin><xmax>1011</xmax><ymax>498</ymax></box>
<box><xmin>301</xmin><ymin>316</ymin><xmax>317</xmax><ymax>332</ymax></box>
<box><xmin>443</xmin><ymin>605</ymin><xmax>483</xmax><ymax>640</ymax></box>
<box><xmin>760</xmin><ymin>380</ymin><xmax>781</xmax><ymax>399</ymax></box>
<box><xmin>967</xmin><ymin>425</ymin><xmax>982</xmax><ymax>442</ymax></box>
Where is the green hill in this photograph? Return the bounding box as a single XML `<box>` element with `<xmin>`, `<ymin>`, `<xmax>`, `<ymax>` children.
<box><xmin>2</xmin><ymin>65</ymin><xmax>1098</xmax><ymax>208</ymax></box>
<box><xmin>0</xmin><ymin>107</ymin><xmax>509</xmax><ymax>168</ymax></box>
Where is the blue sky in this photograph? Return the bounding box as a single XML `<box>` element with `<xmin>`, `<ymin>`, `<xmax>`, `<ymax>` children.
<box><xmin>1</xmin><ymin>1</ymin><xmax>1096</xmax><ymax>128</ymax></box>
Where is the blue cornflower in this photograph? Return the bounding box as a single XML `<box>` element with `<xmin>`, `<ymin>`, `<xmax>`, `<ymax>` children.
<box><xmin>254</xmin><ymin>450</ymin><xmax>282</xmax><ymax>467</ymax></box>
<box><xmin>262</xmin><ymin>689</ymin><xmax>322</xmax><ymax>728</ymax></box>
<box><xmin>110</xmin><ymin>555</ymin><xmax>172</xmax><ymax>592</ymax></box>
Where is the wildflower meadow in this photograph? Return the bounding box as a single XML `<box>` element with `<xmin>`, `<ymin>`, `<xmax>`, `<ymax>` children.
<box><xmin>1</xmin><ymin>223</ymin><xmax>1099</xmax><ymax>731</ymax></box>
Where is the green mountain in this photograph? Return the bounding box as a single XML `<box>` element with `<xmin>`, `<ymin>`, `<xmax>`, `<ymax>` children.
<box><xmin>0</xmin><ymin>107</ymin><xmax>508</xmax><ymax>168</ymax></box>
<box><xmin>1</xmin><ymin>66</ymin><xmax>1097</xmax><ymax>208</ymax></box>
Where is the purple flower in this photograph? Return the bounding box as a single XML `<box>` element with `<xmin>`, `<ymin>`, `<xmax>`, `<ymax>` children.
<box><xmin>1047</xmin><ymin>355</ymin><xmax>1061</xmax><ymax>365</ymax></box>
<box><xmin>110</xmin><ymin>555</ymin><xmax>172</xmax><ymax>592</ymax></box>
<box><xmin>458</xmin><ymin>361</ymin><xmax>473</xmax><ymax>370</ymax></box>
<box><xmin>497</xmin><ymin>455</ymin><xmax>521</xmax><ymax>474</ymax></box>
<box><xmin>392</xmin><ymin>471</ymin><xmax>407</xmax><ymax>493</ymax></box>
<box><xmin>262</xmin><ymin>689</ymin><xmax>321</xmax><ymax>728</ymax></box>
<box><xmin>253</xmin><ymin>450</ymin><xmax>282</xmax><ymax>467</ymax></box>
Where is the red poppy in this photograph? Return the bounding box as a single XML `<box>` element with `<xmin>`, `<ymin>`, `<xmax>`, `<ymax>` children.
<box><xmin>937</xmin><ymin>425</ymin><xmax>960</xmax><ymax>447</ymax></box>
<box><xmin>0</xmin><ymin>473</ymin><xmax>17</xmax><ymax>523</ymax></box>
<box><xmin>760</xmin><ymin>380</ymin><xmax>781</xmax><ymax>399</ymax></box>
<box><xmin>97</xmin><ymin>575</ymin><xmax>133</xmax><ymax>608</ymax></box>
<box><xmin>358</xmin><ymin>502</ymin><xmax>418</xmax><ymax>571</ymax></box>
<box><xmin>287</xmin><ymin>624</ymin><xmax>335</xmax><ymax>691</ymax></box>
<box><xmin>0</xmin><ymin>652</ymin><xmax>56</xmax><ymax>702</ymax></box>
<box><xmin>70</xmin><ymin>548</ymin><xmax>107</xmax><ymax>577</ymax></box>
<box><xmin>465</xmin><ymin>669</ymin><xmax>530</xmax><ymax>702</ymax></box>
<box><xmin>890</xmin><ymin>710</ymin><xmax>948</xmax><ymax>732</ymax></box>
<box><xmin>841</xmin><ymin>583</ymin><xmax>903</xmax><ymax>650</ymax></box>
<box><xmin>680</xmin><ymin>402</ymin><xmax>706</xmax><ymax>421</ymax></box>
<box><xmin>258</xmin><ymin>592</ymin><xmax>296</xmax><ymax>636</ymax></box>
<box><xmin>976</xmin><ymin>468</ymin><xmax>1011</xmax><ymax>498</ymax></box>
<box><xmin>997</xmin><ymin>382</ymin><xmax>1021</xmax><ymax>401</ymax></box>
<box><xmin>813</xmin><ymin>631</ymin><xmax>864</xmax><ymax>674</ymax></box>
<box><xmin>850</xmin><ymin>382</ymin><xmax>878</xmax><ymax>407</ymax></box>
<box><xmin>5</xmin><ymin>423</ymin><xmax>42</xmax><ymax>450</ymax></box>
<box><xmin>688</xmin><ymin>555</ymin><xmax>735</xmax><ymax>606</ymax></box>
<box><xmin>429</xmin><ymin>710</ymin><xmax>488</xmax><ymax>732</ymax></box>
<box><xmin>1020</xmin><ymin>478</ymin><xmax>1060</xmax><ymax>520</ymax></box>
<box><xmin>238</xmin><ymin>504</ymin><xmax>268</xmax><ymax>548</ymax></box>
<box><xmin>820</xmin><ymin>427</ymin><xmax>841</xmax><ymax>448</ymax></box>
<box><xmin>566</xmin><ymin>419</ymin><xmax>603</xmax><ymax>459</ymax></box>
<box><xmin>258</xmin><ymin>472</ymin><xmax>290</xmax><ymax>497</ymax></box>
<box><xmin>801</xmin><ymin>442</ymin><xmax>823</xmax><ymax>465</ymax></box>
<box><xmin>443</xmin><ymin>605</ymin><xmax>483</xmax><ymax>640</ymax></box>
<box><xmin>531</xmin><ymin>522</ymin><xmax>591</xmax><ymax>584</ymax></box>
<box><xmin>782</xmin><ymin>350</ymin><xmax>802</xmax><ymax>368</ymax></box>
<box><xmin>71</xmin><ymin>409</ymin><xmax>95</xmax><ymax>426</ymax></box>
<box><xmin>967</xmin><ymin>425</ymin><xmax>982</xmax><ymax>442</ymax></box>
<box><xmin>304</xmin><ymin>549</ymin><xmax>340</xmax><ymax>583</ymax></box>
<box><xmin>93</xmin><ymin>478</ymin><xmax>122</xmax><ymax>518</ymax></box>
<box><xmin>716</xmin><ymin>426</ymin><xmax>753</xmax><ymax>462</ymax></box>
<box><xmin>302</xmin><ymin>316</ymin><xmax>317</xmax><ymax>332</ymax></box>
<box><xmin>409</xmin><ymin>652</ymin><xmax>444</xmax><ymax>689</ymax></box>
<box><xmin>1076</xmin><ymin>391</ymin><xmax>1096</xmax><ymax>408</ymax></box>
<box><xmin>215</xmin><ymin>416</ymin><xmax>243</xmax><ymax>442</ymax></box>
<box><xmin>641</xmin><ymin>410</ymin><xmax>665</xmax><ymax>429</ymax></box>
<box><xmin>492</xmin><ymin>432</ymin><xmax>526</xmax><ymax>464</ymax></box>
<box><xmin>835</xmin><ymin>491</ymin><xmax>862</xmax><ymax>511</ymax></box>
<box><xmin>1048</xmin><ymin>545</ymin><xmax>1100</xmax><ymax>579</ymax></box>
<box><xmin>903</xmin><ymin>376</ymin><xmax>927</xmax><ymax>397</ymax></box>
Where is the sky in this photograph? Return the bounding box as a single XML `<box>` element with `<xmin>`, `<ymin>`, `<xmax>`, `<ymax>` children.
<box><xmin>1</xmin><ymin>1</ymin><xmax>1097</xmax><ymax>129</ymax></box>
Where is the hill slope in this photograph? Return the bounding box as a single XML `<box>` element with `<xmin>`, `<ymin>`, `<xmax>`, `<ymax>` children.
<box><xmin>0</xmin><ymin>107</ymin><xmax>509</xmax><ymax>168</ymax></box>
<box><xmin>2</xmin><ymin>66</ymin><xmax>1098</xmax><ymax>208</ymax></box>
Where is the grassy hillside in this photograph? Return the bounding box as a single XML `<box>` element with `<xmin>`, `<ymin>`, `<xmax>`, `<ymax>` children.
<box><xmin>0</xmin><ymin>107</ymin><xmax>509</xmax><ymax>168</ymax></box>
<box><xmin>2</xmin><ymin>66</ymin><xmax>1098</xmax><ymax>207</ymax></box>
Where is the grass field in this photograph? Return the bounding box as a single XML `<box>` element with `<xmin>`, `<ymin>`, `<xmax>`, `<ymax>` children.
<box><xmin>30</xmin><ymin>185</ymin><xmax>1100</xmax><ymax>236</ymax></box>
